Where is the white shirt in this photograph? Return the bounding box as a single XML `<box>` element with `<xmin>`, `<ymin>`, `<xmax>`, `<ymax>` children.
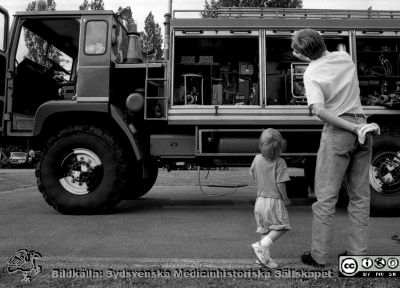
<box><xmin>303</xmin><ymin>51</ymin><xmax>363</xmax><ymax>116</ymax></box>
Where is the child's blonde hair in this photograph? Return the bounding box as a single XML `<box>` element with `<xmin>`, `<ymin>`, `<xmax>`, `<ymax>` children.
<box><xmin>259</xmin><ymin>128</ymin><xmax>283</xmax><ymax>159</ymax></box>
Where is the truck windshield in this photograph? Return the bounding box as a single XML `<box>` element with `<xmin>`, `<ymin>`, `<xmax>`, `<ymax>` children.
<box><xmin>12</xmin><ymin>18</ymin><xmax>79</xmax><ymax>116</ymax></box>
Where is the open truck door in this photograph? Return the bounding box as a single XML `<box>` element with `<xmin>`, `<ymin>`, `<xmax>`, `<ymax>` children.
<box><xmin>0</xmin><ymin>6</ymin><xmax>8</xmax><ymax>134</ymax></box>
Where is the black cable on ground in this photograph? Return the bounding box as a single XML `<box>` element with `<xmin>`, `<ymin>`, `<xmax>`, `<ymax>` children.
<box><xmin>197</xmin><ymin>166</ymin><xmax>248</xmax><ymax>197</ymax></box>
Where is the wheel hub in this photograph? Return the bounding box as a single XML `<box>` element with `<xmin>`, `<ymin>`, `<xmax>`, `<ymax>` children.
<box><xmin>370</xmin><ymin>151</ymin><xmax>400</xmax><ymax>195</ymax></box>
<box><xmin>59</xmin><ymin>148</ymin><xmax>103</xmax><ymax>195</ymax></box>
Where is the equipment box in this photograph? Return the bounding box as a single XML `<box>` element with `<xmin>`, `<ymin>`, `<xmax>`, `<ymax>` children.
<box><xmin>150</xmin><ymin>135</ymin><xmax>195</xmax><ymax>156</ymax></box>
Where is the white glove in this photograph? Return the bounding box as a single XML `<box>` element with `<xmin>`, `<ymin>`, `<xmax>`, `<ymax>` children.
<box><xmin>357</xmin><ymin>123</ymin><xmax>380</xmax><ymax>144</ymax></box>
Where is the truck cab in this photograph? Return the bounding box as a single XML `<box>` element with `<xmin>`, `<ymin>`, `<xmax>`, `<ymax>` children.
<box><xmin>0</xmin><ymin>9</ymin><xmax>119</xmax><ymax>135</ymax></box>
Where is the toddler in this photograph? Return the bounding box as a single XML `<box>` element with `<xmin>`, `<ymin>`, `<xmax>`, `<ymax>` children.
<box><xmin>250</xmin><ymin>128</ymin><xmax>291</xmax><ymax>269</ymax></box>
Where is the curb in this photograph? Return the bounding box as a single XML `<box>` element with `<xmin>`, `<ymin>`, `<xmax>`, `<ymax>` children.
<box><xmin>0</xmin><ymin>257</ymin><xmax>337</xmax><ymax>270</ymax></box>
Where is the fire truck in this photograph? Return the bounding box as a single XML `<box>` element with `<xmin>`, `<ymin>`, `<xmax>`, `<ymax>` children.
<box><xmin>0</xmin><ymin>5</ymin><xmax>399</xmax><ymax>214</ymax></box>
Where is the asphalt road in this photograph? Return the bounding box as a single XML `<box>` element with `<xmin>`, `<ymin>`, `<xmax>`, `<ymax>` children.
<box><xmin>1</xmin><ymin>170</ymin><xmax>399</xmax><ymax>265</ymax></box>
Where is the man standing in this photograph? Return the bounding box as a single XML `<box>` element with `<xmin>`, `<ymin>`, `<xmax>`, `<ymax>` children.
<box><xmin>291</xmin><ymin>29</ymin><xmax>377</xmax><ymax>267</ymax></box>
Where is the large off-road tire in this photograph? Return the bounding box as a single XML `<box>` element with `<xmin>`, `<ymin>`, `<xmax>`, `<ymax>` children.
<box><xmin>124</xmin><ymin>159</ymin><xmax>158</xmax><ymax>199</ymax></box>
<box><xmin>369</xmin><ymin>135</ymin><xmax>400</xmax><ymax>215</ymax></box>
<box><xmin>36</xmin><ymin>125</ymin><xmax>128</xmax><ymax>214</ymax></box>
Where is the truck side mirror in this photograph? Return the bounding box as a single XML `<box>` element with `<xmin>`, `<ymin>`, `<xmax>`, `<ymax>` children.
<box><xmin>118</xmin><ymin>7</ymin><xmax>132</xmax><ymax>21</ymax></box>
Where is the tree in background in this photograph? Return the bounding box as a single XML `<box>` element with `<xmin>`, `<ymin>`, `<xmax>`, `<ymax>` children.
<box><xmin>264</xmin><ymin>0</ymin><xmax>302</xmax><ymax>7</ymax></box>
<box><xmin>117</xmin><ymin>6</ymin><xmax>137</xmax><ymax>31</ymax></box>
<box><xmin>202</xmin><ymin>0</ymin><xmax>220</xmax><ymax>17</ymax></box>
<box><xmin>25</xmin><ymin>0</ymin><xmax>60</xmax><ymax>65</ymax></box>
<box><xmin>79</xmin><ymin>0</ymin><xmax>104</xmax><ymax>10</ymax></box>
<box><xmin>140</xmin><ymin>12</ymin><xmax>163</xmax><ymax>61</ymax></box>
<box><xmin>27</xmin><ymin>0</ymin><xmax>56</xmax><ymax>13</ymax></box>
<box><xmin>79</xmin><ymin>0</ymin><xmax>90</xmax><ymax>10</ymax></box>
<box><xmin>202</xmin><ymin>0</ymin><xmax>302</xmax><ymax>17</ymax></box>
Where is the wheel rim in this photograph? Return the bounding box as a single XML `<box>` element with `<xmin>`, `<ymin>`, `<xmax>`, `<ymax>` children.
<box><xmin>370</xmin><ymin>150</ymin><xmax>400</xmax><ymax>196</ymax></box>
<box><xmin>59</xmin><ymin>148</ymin><xmax>103</xmax><ymax>195</ymax></box>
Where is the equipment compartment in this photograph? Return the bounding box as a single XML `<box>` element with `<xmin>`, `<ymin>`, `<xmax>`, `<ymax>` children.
<box><xmin>356</xmin><ymin>34</ymin><xmax>400</xmax><ymax>107</ymax></box>
<box><xmin>173</xmin><ymin>34</ymin><xmax>259</xmax><ymax>106</ymax></box>
<box><xmin>265</xmin><ymin>33</ymin><xmax>350</xmax><ymax>105</ymax></box>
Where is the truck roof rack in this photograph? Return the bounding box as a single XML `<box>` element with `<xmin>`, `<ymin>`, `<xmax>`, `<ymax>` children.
<box><xmin>173</xmin><ymin>7</ymin><xmax>400</xmax><ymax>20</ymax></box>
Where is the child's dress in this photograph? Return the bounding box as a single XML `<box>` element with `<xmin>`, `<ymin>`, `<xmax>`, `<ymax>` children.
<box><xmin>250</xmin><ymin>154</ymin><xmax>291</xmax><ymax>233</ymax></box>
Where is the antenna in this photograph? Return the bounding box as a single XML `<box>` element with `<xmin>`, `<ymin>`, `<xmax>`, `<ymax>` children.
<box><xmin>169</xmin><ymin>0</ymin><xmax>173</xmax><ymax>15</ymax></box>
<box><xmin>164</xmin><ymin>0</ymin><xmax>173</xmax><ymax>60</ymax></box>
